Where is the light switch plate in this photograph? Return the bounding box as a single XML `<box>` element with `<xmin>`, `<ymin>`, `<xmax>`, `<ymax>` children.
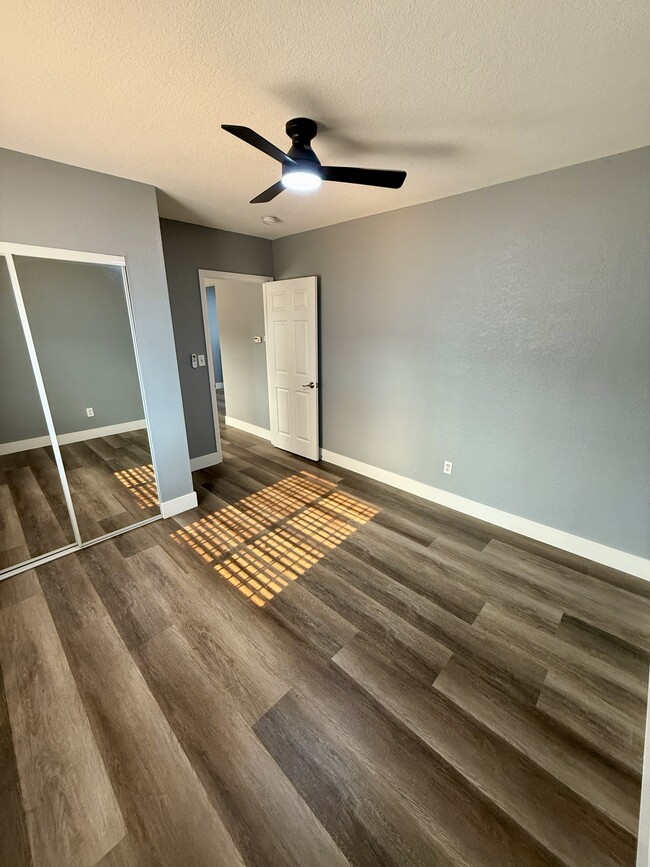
<box><xmin>198</xmin><ymin>354</ymin><xmax>206</xmax><ymax>367</ymax></box>
<box><xmin>253</xmin><ymin>335</ymin><xmax>263</xmax><ymax>344</ymax></box>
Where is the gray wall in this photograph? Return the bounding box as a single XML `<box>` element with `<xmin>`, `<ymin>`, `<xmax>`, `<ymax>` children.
<box><xmin>215</xmin><ymin>279</ymin><xmax>270</xmax><ymax>430</ymax></box>
<box><xmin>0</xmin><ymin>148</ymin><xmax>193</xmax><ymax>504</ymax></box>
<box><xmin>273</xmin><ymin>147</ymin><xmax>650</xmax><ymax>559</ymax></box>
<box><xmin>205</xmin><ymin>286</ymin><xmax>223</xmax><ymax>383</ymax></box>
<box><xmin>160</xmin><ymin>218</ymin><xmax>272</xmax><ymax>459</ymax></box>
<box><xmin>2</xmin><ymin>258</ymin><xmax>144</xmax><ymax>442</ymax></box>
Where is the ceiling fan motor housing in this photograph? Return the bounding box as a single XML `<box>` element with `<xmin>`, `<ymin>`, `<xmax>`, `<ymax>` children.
<box><xmin>284</xmin><ymin>117</ymin><xmax>321</xmax><ymax>174</ymax></box>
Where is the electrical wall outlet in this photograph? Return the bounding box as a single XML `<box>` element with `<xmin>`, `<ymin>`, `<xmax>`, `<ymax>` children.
<box><xmin>86</xmin><ymin>407</ymin><xmax>95</xmax><ymax>418</ymax></box>
<box><xmin>443</xmin><ymin>460</ymin><xmax>453</xmax><ymax>475</ymax></box>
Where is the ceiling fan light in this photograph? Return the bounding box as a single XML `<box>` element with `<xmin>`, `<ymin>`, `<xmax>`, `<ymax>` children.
<box><xmin>282</xmin><ymin>170</ymin><xmax>322</xmax><ymax>192</ymax></box>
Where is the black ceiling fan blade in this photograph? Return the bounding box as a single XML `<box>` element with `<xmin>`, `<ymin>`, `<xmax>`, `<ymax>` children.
<box><xmin>250</xmin><ymin>180</ymin><xmax>285</xmax><ymax>204</ymax></box>
<box><xmin>222</xmin><ymin>125</ymin><xmax>295</xmax><ymax>165</ymax></box>
<box><xmin>321</xmin><ymin>166</ymin><xmax>406</xmax><ymax>189</ymax></box>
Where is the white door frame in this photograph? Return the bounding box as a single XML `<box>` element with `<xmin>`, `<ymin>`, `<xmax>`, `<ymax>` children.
<box><xmin>197</xmin><ymin>270</ymin><xmax>273</xmax><ymax>469</ymax></box>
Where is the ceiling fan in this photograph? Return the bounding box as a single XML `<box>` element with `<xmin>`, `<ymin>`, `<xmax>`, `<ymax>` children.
<box><xmin>222</xmin><ymin>117</ymin><xmax>407</xmax><ymax>203</ymax></box>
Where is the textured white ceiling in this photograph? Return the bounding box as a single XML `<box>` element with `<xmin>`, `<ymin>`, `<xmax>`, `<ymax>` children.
<box><xmin>2</xmin><ymin>0</ymin><xmax>649</xmax><ymax>239</ymax></box>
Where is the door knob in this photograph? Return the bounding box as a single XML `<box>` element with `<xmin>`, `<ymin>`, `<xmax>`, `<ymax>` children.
<box><xmin>302</xmin><ymin>381</ymin><xmax>316</xmax><ymax>389</ymax></box>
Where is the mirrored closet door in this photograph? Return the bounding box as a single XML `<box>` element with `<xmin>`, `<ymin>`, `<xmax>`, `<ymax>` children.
<box><xmin>0</xmin><ymin>256</ymin><xmax>77</xmax><ymax>570</ymax></box>
<box><xmin>0</xmin><ymin>244</ymin><xmax>161</xmax><ymax>578</ymax></box>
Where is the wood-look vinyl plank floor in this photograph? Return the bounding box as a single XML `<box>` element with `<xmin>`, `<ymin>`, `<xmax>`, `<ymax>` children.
<box><xmin>255</xmin><ymin>659</ymin><xmax>565</xmax><ymax>867</ymax></box>
<box><xmin>0</xmin><ymin>546</ymin><xmax>31</xmax><ymax>573</ymax></box>
<box><xmin>303</xmin><ymin>546</ymin><xmax>548</xmax><ymax>703</ymax></box>
<box><xmin>134</xmin><ymin>625</ymin><xmax>348</xmax><ymax>867</ymax></box>
<box><xmin>63</xmin><ymin>614</ymin><xmax>245</xmax><ymax>867</ymax></box>
<box><xmin>556</xmin><ymin>614</ymin><xmax>650</xmax><ymax>681</ymax></box>
<box><xmin>333</xmin><ymin>633</ymin><xmax>636</xmax><ymax>867</ymax></box>
<box><xmin>0</xmin><ymin>594</ymin><xmax>125</xmax><ymax>867</ymax></box>
<box><xmin>0</xmin><ymin>568</ymin><xmax>40</xmax><ymax>611</ymax></box>
<box><xmin>434</xmin><ymin>656</ymin><xmax>641</xmax><ymax>836</ymax></box>
<box><xmin>130</xmin><ymin>541</ymin><xmax>292</xmax><ymax>725</ymax></box>
<box><xmin>80</xmin><ymin>540</ymin><xmax>173</xmax><ymax>651</ymax></box>
<box><xmin>0</xmin><ymin>415</ymin><xmax>647</xmax><ymax>865</ymax></box>
<box><xmin>483</xmin><ymin>539</ymin><xmax>650</xmax><ymax>652</ymax></box>
<box><xmin>0</xmin><ymin>662</ymin><xmax>31</xmax><ymax>867</ymax></box>
<box><xmin>255</xmin><ymin>684</ymin><xmax>466</xmax><ymax>867</ymax></box>
<box><xmin>537</xmin><ymin>667</ymin><xmax>646</xmax><ymax>776</ymax></box>
<box><xmin>0</xmin><ymin>485</ymin><xmax>26</xmax><ymax>554</ymax></box>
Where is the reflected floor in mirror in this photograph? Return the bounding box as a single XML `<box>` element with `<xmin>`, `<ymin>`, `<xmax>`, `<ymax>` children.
<box><xmin>60</xmin><ymin>429</ymin><xmax>159</xmax><ymax>540</ymax></box>
<box><xmin>0</xmin><ymin>429</ymin><xmax>159</xmax><ymax>567</ymax></box>
<box><xmin>0</xmin><ymin>448</ymin><xmax>76</xmax><ymax>568</ymax></box>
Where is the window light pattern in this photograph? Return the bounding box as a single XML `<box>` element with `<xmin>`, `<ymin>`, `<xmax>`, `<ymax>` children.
<box><xmin>171</xmin><ymin>470</ymin><xmax>378</xmax><ymax>607</ymax></box>
<box><xmin>287</xmin><ymin>504</ymin><xmax>358</xmax><ymax>549</ymax></box>
<box><xmin>236</xmin><ymin>472</ymin><xmax>336</xmax><ymax>523</ymax></box>
<box><xmin>114</xmin><ymin>464</ymin><xmax>159</xmax><ymax>509</ymax></box>
<box><xmin>171</xmin><ymin>506</ymin><xmax>265</xmax><ymax>563</ymax></box>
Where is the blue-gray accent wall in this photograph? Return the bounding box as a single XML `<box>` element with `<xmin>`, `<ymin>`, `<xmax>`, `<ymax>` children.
<box><xmin>159</xmin><ymin>218</ymin><xmax>272</xmax><ymax>459</ymax></box>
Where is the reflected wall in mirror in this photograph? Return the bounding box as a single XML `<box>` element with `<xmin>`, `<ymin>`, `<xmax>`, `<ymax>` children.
<box><xmin>12</xmin><ymin>256</ymin><xmax>161</xmax><ymax>543</ymax></box>
<box><xmin>0</xmin><ymin>256</ymin><xmax>76</xmax><ymax>570</ymax></box>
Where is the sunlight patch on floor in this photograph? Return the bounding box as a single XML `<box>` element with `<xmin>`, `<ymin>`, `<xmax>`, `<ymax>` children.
<box><xmin>171</xmin><ymin>470</ymin><xmax>378</xmax><ymax>607</ymax></box>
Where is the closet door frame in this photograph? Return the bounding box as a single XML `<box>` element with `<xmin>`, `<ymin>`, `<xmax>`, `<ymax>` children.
<box><xmin>0</xmin><ymin>241</ymin><xmax>163</xmax><ymax>580</ymax></box>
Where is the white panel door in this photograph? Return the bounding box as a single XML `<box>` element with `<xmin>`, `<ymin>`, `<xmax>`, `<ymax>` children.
<box><xmin>263</xmin><ymin>277</ymin><xmax>319</xmax><ymax>460</ymax></box>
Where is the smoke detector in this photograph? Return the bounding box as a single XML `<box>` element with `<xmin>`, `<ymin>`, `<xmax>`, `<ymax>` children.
<box><xmin>261</xmin><ymin>215</ymin><xmax>280</xmax><ymax>226</ymax></box>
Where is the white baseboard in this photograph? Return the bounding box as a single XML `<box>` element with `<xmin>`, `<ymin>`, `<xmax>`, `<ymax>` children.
<box><xmin>0</xmin><ymin>419</ymin><xmax>147</xmax><ymax>455</ymax></box>
<box><xmin>225</xmin><ymin>416</ymin><xmax>271</xmax><ymax>441</ymax></box>
<box><xmin>320</xmin><ymin>448</ymin><xmax>650</xmax><ymax>582</ymax></box>
<box><xmin>161</xmin><ymin>491</ymin><xmax>198</xmax><ymax>518</ymax></box>
<box><xmin>190</xmin><ymin>451</ymin><xmax>222</xmax><ymax>471</ymax></box>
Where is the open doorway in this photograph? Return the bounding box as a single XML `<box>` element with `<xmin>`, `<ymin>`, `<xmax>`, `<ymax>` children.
<box><xmin>204</xmin><ymin>283</ymin><xmax>225</xmax><ymax>416</ymax></box>
<box><xmin>197</xmin><ymin>270</ymin><xmax>273</xmax><ymax>462</ymax></box>
<box><xmin>197</xmin><ymin>269</ymin><xmax>321</xmax><ymax>466</ymax></box>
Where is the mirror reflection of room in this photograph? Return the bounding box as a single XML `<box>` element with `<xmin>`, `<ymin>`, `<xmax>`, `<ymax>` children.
<box><xmin>0</xmin><ymin>252</ymin><xmax>161</xmax><ymax>572</ymax></box>
<box><xmin>13</xmin><ymin>256</ymin><xmax>160</xmax><ymax>542</ymax></box>
<box><xmin>0</xmin><ymin>256</ymin><xmax>77</xmax><ymax>570</ymax></box>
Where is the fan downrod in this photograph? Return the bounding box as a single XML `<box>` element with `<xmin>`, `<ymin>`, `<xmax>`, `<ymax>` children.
<box><xmin>285</xmin><ymin>117</ymin><xmax>318</xmax><ymax>145</ymax></box>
